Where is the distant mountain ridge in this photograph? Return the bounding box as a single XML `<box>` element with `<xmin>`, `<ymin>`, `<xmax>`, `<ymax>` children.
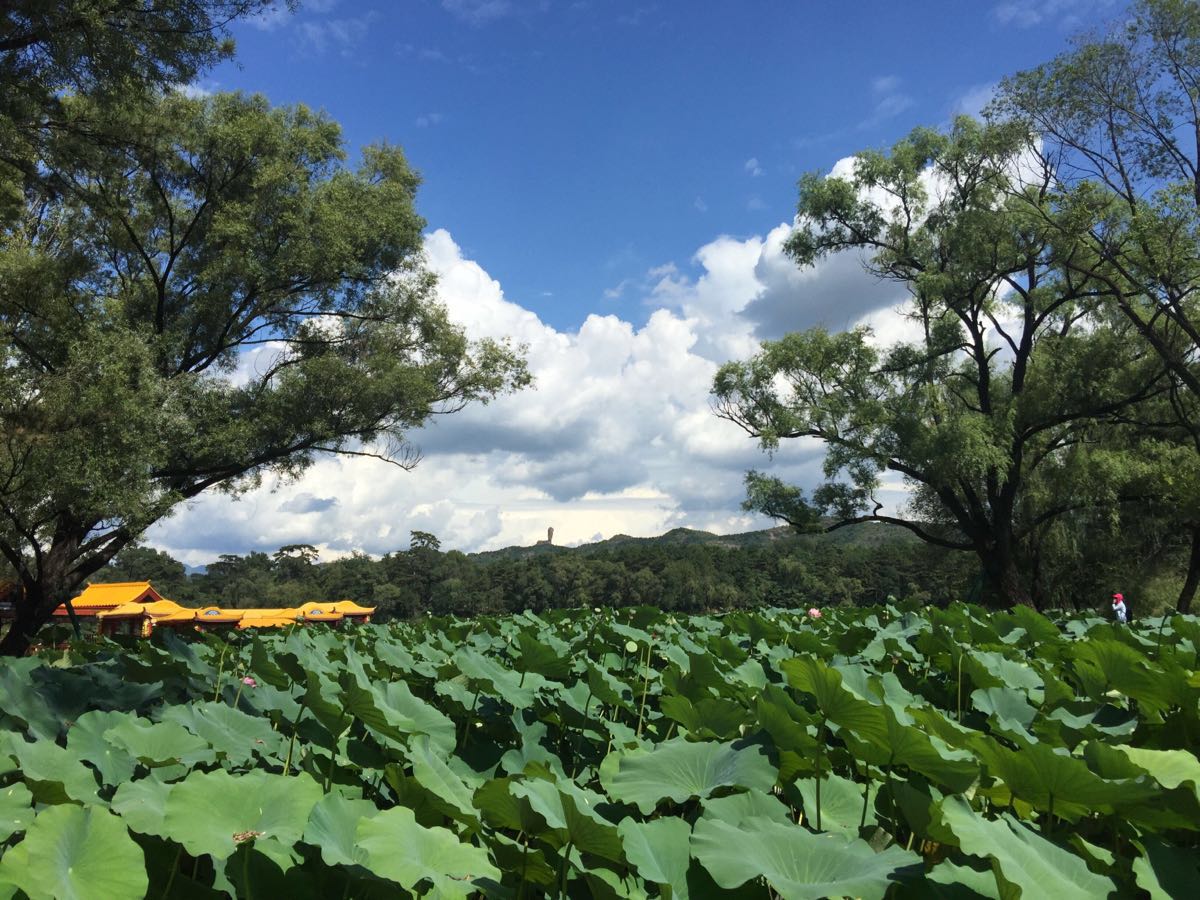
<box><xmin>469</xmin><ymin>521</ymin><xmax>920</xmax><ymax>563</ymax></box>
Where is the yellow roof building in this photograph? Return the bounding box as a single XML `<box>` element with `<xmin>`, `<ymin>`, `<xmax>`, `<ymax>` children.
<box><xmin>56</xmin><ymin>582</ymin><xmax>375</xmax><ymax>632</ymax></box>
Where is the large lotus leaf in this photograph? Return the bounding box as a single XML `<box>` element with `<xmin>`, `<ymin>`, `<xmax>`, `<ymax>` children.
<box><xmin>961</xmin><ymin>651</ymin><xmax>1043</xmax><ymax>702</ymax></box>
<box><xmin>103</xmin><ymin>717</ymin><xmax>213</xmax><ymax>767</ymax></box>
<box><xmin>110</xmin><ymin>778</ymin><xmax>173</xmax><ymax>838</ymax></box>
<box><xmin>691</xmin><ymin>816</ymin><xmax>920</xmax><ymax>899</ymax></box>
<box><xmin>1041</xmin><ymin>703</ymin><xmax>1136</xmax><ymax>745</ymax></box>
<box><xmin>356</xmin><ymin>805</ymin><xmax>500</xmax><ymax>898</ymax></box>
<box><xmin>0</xmin><ymin>784</ymin><xmax>32</xmax><ymax>842</ymax></box>
<box><xmin>795</xmin><ymin>773</ymin><xmax>875</xmax><ymax>835</ymax></box>
<box><xmin>302</xmin><ymin>791</ymin><xmax>378</xmax><ymax>867</ymax></box>
<box><xmin>1070</xmin><ymin>641</ymin><xmax>1178</xmax><ymax>714</ymax></box>
<box><xmin>487</xmin><ymin>832</ymin><xmax>558</xmax><ymax>888</ymax></box>
<box><xmin>933</xmin><ymin>796</ymin><xmax>1114</xmax><ymax>898</ymax></box>
<box><xmin>843</xmin><ymin>707</ymin><xmax>979</xmax><ymax>793</ymax></box>
<box><xmin>755</xmin><ymin>685</ymin><xmax>820</xmax><ymax>756</ymax></box>
<box><xmin>455</xmin><ymin>647</ymin><xmax>545</xmax><ymax>708</ymax></box>
<box><xmin>660</xmin><ymin>695</ymin><xmax>751</xmax><ymax>740</ymax></box>
<box><xmin>8</xmin><ymin>736</ymin><xmax>99</xmax><ymax>804</ymax></box>
<box><xmin>970</xmin><ymin>687</ymin><xmax>1037</xmax><ymax>742</ymax></box>
<box><xmin>161</xmin><ymin>701</ymin><xmax>285</xmax><ymax>765</ymax></box>
<box><xmin>474</xmin><ymin>777</ymin><xmax>551</xmax><ymax>834</ymax></box>
<box><xmin>0</xmin><ymin>805</ymin><xmax>147</xmax><ymax>900</ymax></box>
<box><xmin>605</xmin><ymin>738</ymin><xmax>777</xmax><ymax>814</ymax></box>
<box><xmin>376</xmin><ymin>679</ymin><xmax>457</xmax><ymax>753</ymax></box>
<box><xmin>585</xmin><ymin>662</ymin><xmax>635</xmax><ymax>710</ymax></box>
<box><xmin>1115</xmin><ymin>746</ymin><xmax>1200</xmax><ymax>798</ymax></box>
<box><xmin>618</xmin><ymin>817</ymin><xmax>691</xmax><ymax>900</ymax></box>
<box><xmin>904</xmin><ymin>861</ymin><xmax>1003</xmax><ymax>899</ymax></box>
<box><xmin>409</xmin><ymin>733</ymin><xmax>480</xmax><ymax>823</ymax></box>
<box><xmin>977</xmin><ymin>740</ymin><xmax>1149</xmax><ymax>819</ymax></box>
<box><xmin>515</xmin><ymin>631</ymin><xmax>572</xmax><ymax>680</ymax></box>
<box><xmin>0</xmin><ymin>658</ymin><xmax>63</xmax><ymax>740</ymax></box>
<box><xmin>1132</xmin><ymin>836</ymin><xmax>1200</xmax><ymax>900</ymax></box>
<box><xmin>162</xmin><ymin>769</ymin><xmax>323</xmax><ymax>861</ymax></box>
<box><xmin>510</xmin><ymin>777</ymin><xmax>623</xmax><ymax>861</ymax></box>
<box><xmin>500</xmin><ymin>715</ymin><xmax>567</xmax><ymax>779</ymax></box>
<box><xmin>701</xmin><ymin>789</ymin><xmax>792</xmax><ymax>827</ymax></box>
<box><xmin>780</xmin><ymin>657</ymin><xmax>890</xmax><ymax>746</ymax></box>
<box><xmin>66</xmin><ymin>710</ymin><xmax>138</xmax><ymax>787</ymax></box>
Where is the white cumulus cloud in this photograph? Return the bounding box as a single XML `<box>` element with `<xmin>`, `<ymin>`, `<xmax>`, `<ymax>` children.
<box><xmin>148</xmin><ymin>156</ymin><xmax>919</xmax><ymax>564</ymax></box>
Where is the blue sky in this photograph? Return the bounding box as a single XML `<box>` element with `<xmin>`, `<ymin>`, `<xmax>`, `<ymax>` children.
<box><xmin>213</xmin><ymin>0</ymin><xmax>1113</xmax><ymax>331</ymax></box>
<box><xmin>152</xmin><ymin>0</ymin><xmax>1128</xmax><ymax>562</ymax></box>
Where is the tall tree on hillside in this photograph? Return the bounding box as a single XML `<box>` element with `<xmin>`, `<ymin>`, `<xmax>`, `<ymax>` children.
<box><xmin>0</xmin><ymin>92</ymin><xmax>529</xmax><ymax>653</ymax></box>
<box><xmin>995</xmin><ymin>0</ymin><xmax>1200</xmax><ymax>609</ymax></box>
<box><xmin>713</xmin><ymin>119</ymin><xmax>1168</xmax><ymax>608</ymax></box>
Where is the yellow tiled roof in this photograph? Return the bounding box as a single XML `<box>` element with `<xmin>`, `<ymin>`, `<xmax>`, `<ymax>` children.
<box><xmin>237</xmin><ymin>616</ymin><xmax>297</xmax><ymax>629</ymax></box>
<box><xmin>97</xmin><ymin>599</ymin><xmax>188</xmax><ymax>619</ymax></box>
<box><xmin>193</xmin><ymin>607</ymin><xmax>243</xmax><ymax>623</ymax></box>
<box><xmin>72</xmin><ymin>581</ymin><xmax>162</xmax><ymax>609</ymax></box>
<box><xmin>302</xmin><ymin>600</ymin><xmax>375</xmax><ymax>616</ymax></box>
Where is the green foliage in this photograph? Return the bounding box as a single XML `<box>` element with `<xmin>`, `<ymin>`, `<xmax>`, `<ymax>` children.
<box><xmin>0</xmin><ymin>604</ymin><xmax>1197</xmax><ymax>897</ymax></box>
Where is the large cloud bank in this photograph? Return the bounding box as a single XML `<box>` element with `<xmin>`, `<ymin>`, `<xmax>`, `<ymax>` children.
<box><xmin>147</xmin><ymin>199</ymin><xmax>912</xmax><ymax>564</ymax></box>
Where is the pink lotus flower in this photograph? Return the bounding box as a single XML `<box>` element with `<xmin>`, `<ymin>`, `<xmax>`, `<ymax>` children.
<box><xmin>241</xmin><ymin>676</ymin><xmax>258</xmax><ymax>687</ymax></box>
<box><xmin>807</xmin><ymin>608</ymin><xmax>822</xmax><ymax>619</ymax></box>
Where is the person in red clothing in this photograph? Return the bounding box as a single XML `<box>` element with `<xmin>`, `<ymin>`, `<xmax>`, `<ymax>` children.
<box><xmin>1111</xmin><ymin>592</ymin><xmax>1128</xmax><ymax>624</ymax></box>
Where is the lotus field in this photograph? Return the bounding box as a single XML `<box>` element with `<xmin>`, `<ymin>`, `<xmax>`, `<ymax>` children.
<box><xmin>1</xmin><ymin>604</ymin><xmax>1199</xmax><ymax>899</ymax></box>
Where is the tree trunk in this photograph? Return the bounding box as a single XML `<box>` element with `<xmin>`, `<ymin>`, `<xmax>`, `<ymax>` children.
<box><xmin>0</xmin><ymin>588</ymin><xmax>51</xmax><ymax>656</ymax></box>
<box><xmin>981</xmin><ymin>543</ymin><xmax>1035</xmax><ymax>609</ymax></box>
<box><xmin>1177</xmin><ymin>526</ymin><xmax>1200</xmax><ymax>614</ymax></box>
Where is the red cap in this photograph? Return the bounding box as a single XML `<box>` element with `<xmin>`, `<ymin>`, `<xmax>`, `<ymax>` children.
<box><xmin>1112</xmin><ymin>593</ymin><xmax>1124</xmax><ymax>602</ymax></box>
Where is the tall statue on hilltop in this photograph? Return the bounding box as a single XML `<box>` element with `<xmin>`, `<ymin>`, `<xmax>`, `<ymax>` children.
<box><xmin>536</xmin><ymin>526</ymin><xmax>555</xmax><ymax>546</ymax></box>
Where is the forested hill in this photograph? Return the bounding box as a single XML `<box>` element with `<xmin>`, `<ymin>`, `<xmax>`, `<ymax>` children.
<box><xmin>470</xmin><ymin>522</ymin><xmax>919</xmax><ymax>562</ymax></box>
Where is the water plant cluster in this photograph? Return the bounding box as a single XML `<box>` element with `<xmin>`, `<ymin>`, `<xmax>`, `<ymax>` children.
<box><xmin>1</xmin><ymin>603</ymin><xmax>1198</xmax><ymax>898</ymax></box>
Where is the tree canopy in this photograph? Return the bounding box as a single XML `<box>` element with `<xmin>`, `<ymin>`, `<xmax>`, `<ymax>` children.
<box><xmin>0</xmin><ymin>9</ymin><xmax>529</xmax><ymax>653</ymax></box>
<box><xmin>713</xmin><ymin>118</ymin><xmax>1176</xmax><ymax>608</ymax></box>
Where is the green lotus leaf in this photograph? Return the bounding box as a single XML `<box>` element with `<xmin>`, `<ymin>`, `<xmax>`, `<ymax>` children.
<box><xmin>515</xmin><ymin>631</ymin><xmax>572</xmax><ymax>680</ymax></box>
<box><xmin>110</xmin><ymin>778</ymin><xmax>172</xmax><ymax>838</ymax></box>
<box><xmin>691</xmin><ymin>816</ymin><xmax>920</xmax><ymax>899</ymax></box>
<box><xmin>161</xmin><ymin>701</ymin><xmax>285</xmax><ymax>764</ymax></box>
<box><xmin>842</xmin><ymin>706</ymin><xmax>979</xmax><ymax>793</ymax></box>
<box><xmin>0</xmin><ymin>805</ymin><xmax>147</xmax><ymax>900</ymax></box>
<box><xmin>1132</xmin><ymin>836</ymin><xmax>1200</xmax><ymax>900</ymax></box>
<box><xmin>1115</xmin><ymin>746</ymin><xmax>1200</xmax><ymax>798</ymax></box>
<box><xmin>917</xmin><ymin>860</ymin><xmax>1003</xmax><ymax>898</ymax></box>
<box><xmin>933</xmin><ymin>795</ymin><xmax>1114</xmax><ymax>898</ymax></box>
<box><xmin>103</xmin><ymin>717</ymin><xmax>213</xmax><ymax>767</ymax></box>
<box><xmin>962</xmin><ymin>651</ymin><xmax>1044</xmax><ymax>702</ymax></box>
<box><xmin>0</xmin><ymin>783</ymin><xmax>32</xmax><ymax>842</ymax></box>
<box><xmin>660</xmin><ymin>695</ymin><xmax>751</xmax><ymax>739</ymax></box>
<box><xmin>356</xmin><ymin>805</ymin><xmax>500</xmax><ymax>898</ymax></box>
<box><xmin>618</xmin><ymin>817</ymin><xmax>691</xmax><ymax>899</ymax></box>
<box><xmin>971</xmin><ymin>687</ymin><xmax>1037</xmax><ymax>741</ymax></box>
<box><xmin>701</xmin><ymin>789</ymin><xmax>792</xmax><ymax>827</ymax></box>
<box><xmin>795</xmin><ymin>773</ymin><xmax>876</xmax><ymax>835</ymax></box>
<box><xmin>605</xmin><ymin>738</ymin><xmax>777</xmax><ymax>814</ymax></box>
<box><xmin>8</xmin><ymin>736</ymin><xmax>100</xmax><ymax>804</ymax></box>
<box><xmin>66</xmin><ymin>710</ymin><xmax>138</xmax><ymax>786</ymax></box>
<box><xmin>162</xmin><ymin>769</ymin><xmax>323</xmax><ymax>861</ymax></box>
<box><xmin>455</xmin><ymin>647</ymin><xmax>546</xmax><ymax>708</ymax></box>
<box><xmin>510</xmin><ymin>777</ymin><xmax>624</xmax><ymax>861</ymax></box>
<box><xmin>780</xmin><ymin>656</ymin><xmax>890</xmax><ymax>746</ymax></box>
<box><xmin>409</xmin><ymin>733</ymin><xmax>480</xmax><ymax>823</ymax></box>
<box><xmin>302</xmin><ymin>791</ymin><xmax>378</xmax><ymax>867</ymax></box>
<box><xmin>977</xmin><ymin>740</ymin><xmax>1150</xmax><ymax>819</ymax></box>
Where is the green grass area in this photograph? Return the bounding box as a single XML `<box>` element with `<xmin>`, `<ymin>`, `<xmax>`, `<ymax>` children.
<box><xmin>1</xmin><ymin>604</ymin><xmax>1198</xmax><ymax>898</ymax></box>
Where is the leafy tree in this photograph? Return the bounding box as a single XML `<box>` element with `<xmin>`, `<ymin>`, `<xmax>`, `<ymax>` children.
<box><xmin>713</xmin><ymin>119</ymin><xmax>1167</xmax><ymax>608</ymax></box>
<box><xmin>1</xmin><ymin>0</ymin><xmax>279</xmax><ymax>207</ymax></box>
<box><xmin>995</xmin><ymin>0</ymin><xmax>1200</xmax><ymax>609</ymax></box>
<box><xmin>0</xmin><ymin>91</ymin><xmax>529</xmax><ymax>653</ymax></box>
